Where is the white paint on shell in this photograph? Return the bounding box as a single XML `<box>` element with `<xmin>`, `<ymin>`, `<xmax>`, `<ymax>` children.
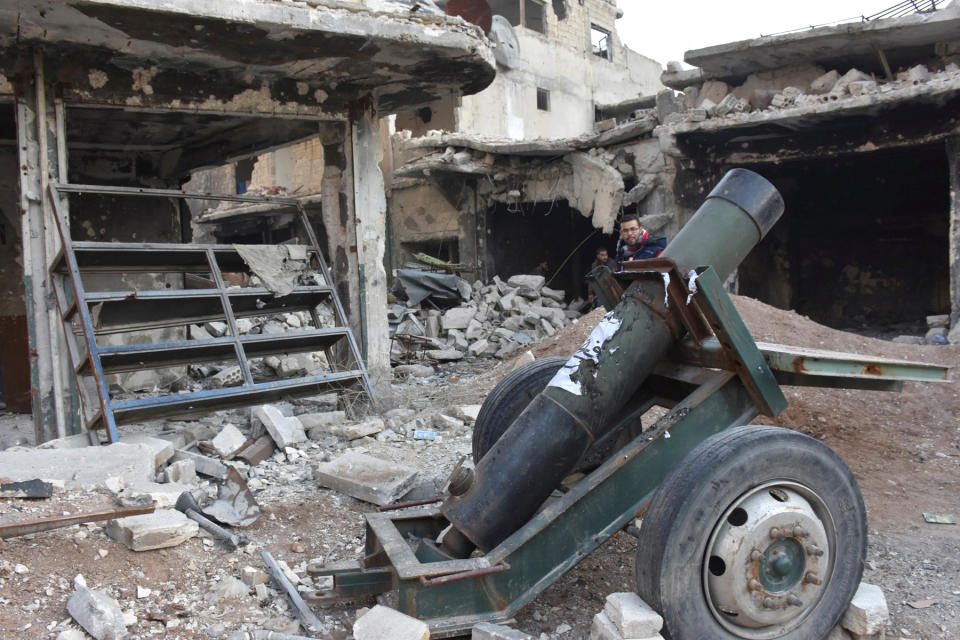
<box><xmin>547</xmin><ymin>311</ymin><xmax>622</xmax><ymax>396</ymax></box>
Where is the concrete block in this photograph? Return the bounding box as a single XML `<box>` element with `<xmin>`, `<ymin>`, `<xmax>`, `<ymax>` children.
<box><xmin>106</xmin><ymin>509</ymin><xmax>198</xmax><ymax>551</ymax></box>
<box><xmin>329</xmin><ymin>417</ymin><xmax>385</xmax><ymax>440</ymax></box>
<box><xmin>840</xmin><ymin>583</ymin><xmax>889</xmax><ymax>636</ymax></box>
<box><xmin>166</xmin><ymin>460</ymin><xmax>197</xmax><ymax>485</ymax></box>
<box><xmin>540</xmin><ymin>286</ymin><xmax>565</xmax><ymax>302</ymax></box>
<box><xmin>697</xmin><ymin>80</ymin><xmax>729</xmax><ymax>106</ymax></box>
<box><xmin>432</xmin><ymin>413</ymin><xmax>466</xmax><ymax>432</ymax></box>
<box><xmin>241</xmin><ymin>566</ymin><xmax>270</xmax><ymax>586</ymax></box>
<box><xmin>468</xmin><ymin>338</ymin><xmax>490</xmax><ymax>356</ymax></box>
<box><xmin>354</xmin><ymin>605</ymin><xmax>429</xmax><ymax>640</ymax></box>
<box><xmin>119</xmin><ymin>481</ymin><xmax>195</xmax><ymax>509</ymax></box>
<box><xmin>120</xmin><ymin>435</ymin><xmax>174</xmax><ymax>468</ymax></box>
<box><xmin>472</xmin><ymin>622</ymin><xmax>533</xmax><ymax>639</ymax></box>
<box><xmin>316</xmin><ymin>451</ymin><xmax>418</xmax><ymax>506</ymax></box>
<box><xmin>465</xmin><ymin>318</ymin><xmax>485</xmax><ymax>340</ymax></box>
<box><xmin>0</xmin><ymin>443</ymin><xmax>155</xmax><ymax>490</ymax></box>
<box><xmin>190</xmin><ymin>324</ymin><xmax>214</xmax><ymax>340</ymax></box>
<box><xmin>171</xmin><ymin>449</ymin><xmax>228</xmax><ymax>479</ymax></box>
<box><xmin>498</xmin><ymin>290</ymin><xmax>518</xmax><ymax>312</ymax></box>
<box><xmin>927</xmin><ymin>313</ymin><xmax>950</xmax><ymax>329</ymax></box>
<box><xmin>442</xmin><ymin>306</ymin><xmax>476</xmax><ymax>331</ymax></box>
<box><xmin>235</xmin><ymin>318</ymin><xmax>255</xmax><ymax>334</ymax></box>
<box><xmin>394</xmin><ymin>364</ymin><xmax>436</xmax><ymax>377</ymax></box>
<box><xmin>253</xmin><ymin>404</ymin><xmax>307</xmax><ymax>448</ymax></box>
<box><xmin>425</xmin><ymin>315</ymin><xmax>440</xmax><ymax>338</ymax></box>
<box><xmin>426</xmin><ymin>349</ymin><xmax>464</xmax><ymax>361</ymax></box>
<box><xmin>210</xmin><ymin>366</ymin><xmax>243</xmax><ymax>388</ymax></box>
<box><xmin>299</xmin><ymin>411</ymin><xmax>347</xmax><ymax>429</ymax></box>
<box><xmin>507</xmin><ymin>274</ymin><xmax>545</xmax><ymax>290</ymax></box>
<box><xmin>811</xmin><ymin>69</ymin><xmax>841</xmax><ymax>94</ymax></box>
<box><xmin>278</xmin><ymin>353</ymin><xmax>316</xmax><ymax>378</ymax></box>
<box><xmin>67</xmin><ymin>576</ymin><xmax>129</xmax><ymax>640</ymax></box>
<box><xmin>210</xmin><ymin>424</ymin><xmax>248</xmax><ymax>458</ymax></box>
<box><xmin>604</xmin><ymin>592</ymin><xmax>663</xmax><ymax>638</ymax></box>
<box><xmin>204</xmin><ymin>321</ymin><xmax>228</xmax><ymax>337</ymax></box>
<box><xmin>589</xmin><ymin>612</ymin><xmax>620</xmax><ymax>640</ymax></box>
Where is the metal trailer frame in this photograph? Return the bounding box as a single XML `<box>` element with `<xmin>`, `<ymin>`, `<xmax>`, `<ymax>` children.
<box><xmin>307</xmin><ymin>264</ymin><xmax>948</xmax><ymax>637</ymax></box>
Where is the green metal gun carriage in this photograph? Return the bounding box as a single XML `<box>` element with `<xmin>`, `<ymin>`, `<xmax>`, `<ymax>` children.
<box><xmin>309</xmin><ymin>170</ymin><xmax>948</xmax><ymax>640</ymax></box>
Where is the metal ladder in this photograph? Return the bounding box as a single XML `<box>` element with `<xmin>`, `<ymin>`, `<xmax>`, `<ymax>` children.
<box><xmin>47</xmin><ymin>183</ymin><xmax>373</xmax><ymax>444</ymax></box>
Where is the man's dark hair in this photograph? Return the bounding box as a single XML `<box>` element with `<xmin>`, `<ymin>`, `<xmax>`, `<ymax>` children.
<box><xmin>620</xmin><ymin>214</ymin><xmax>640</xmax><ymax>226</ymax></box>
<box><xmin>595</xmin><ymin>247</ymin><xmax>608</xmax><ymax>256</ymax></box>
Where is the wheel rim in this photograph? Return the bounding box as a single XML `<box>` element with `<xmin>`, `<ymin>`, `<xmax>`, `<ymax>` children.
<box><xmin>702</xmin><ymin>481</ymin><xmax>836</xmax><ymax>639</ymax></box>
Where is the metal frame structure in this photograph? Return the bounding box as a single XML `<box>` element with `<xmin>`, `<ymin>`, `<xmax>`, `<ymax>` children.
<box><xmin>306</xmin><ymin>265</ymin><xmax>948</xmax><ymax>638</ymax></box>
<box><xmin>47</xmin><ymin>182</ymin><xmax>372</xmax><ymax>443</ymax></box>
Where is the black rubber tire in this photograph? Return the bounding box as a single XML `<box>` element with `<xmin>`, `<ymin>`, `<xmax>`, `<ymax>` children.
<box><xmin>635</xmin><ymin>425</ymin><xmax>867</xmax><ymax>640</ymax></box>
<box><xmin>472</xmin><ymin>357</ymin><xmax>568</xmax><ymax>463</ymax></box>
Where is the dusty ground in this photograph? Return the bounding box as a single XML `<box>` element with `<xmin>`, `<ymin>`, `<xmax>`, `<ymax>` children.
<box><xmin>1</xmin><ymin>296</ymin><xmax>958</xmax><ymax>639</ymax></box>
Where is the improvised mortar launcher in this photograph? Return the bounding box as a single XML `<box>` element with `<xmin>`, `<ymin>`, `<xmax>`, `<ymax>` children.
<box><xmin>309</xmin><ymin>170</ymin><xmax>949</xmax><ymax>639</ymax></box>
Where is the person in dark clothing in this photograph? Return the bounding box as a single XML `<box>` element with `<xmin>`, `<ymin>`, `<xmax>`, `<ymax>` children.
<box><xmin>616</xmin><ymin>215</ymin><xmax>666</xmax><ymax>270</ymax></box>
<box><xmin>591</xmin><ymin>247</ymin><xmax>611</xmax><ymax>273</ymax></box>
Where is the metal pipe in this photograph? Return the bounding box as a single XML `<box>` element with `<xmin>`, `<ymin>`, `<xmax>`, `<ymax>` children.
<box><xmin>441</xmin><ymin>169</ymin><xmax>785</xmax><ymax>553</ymax></box>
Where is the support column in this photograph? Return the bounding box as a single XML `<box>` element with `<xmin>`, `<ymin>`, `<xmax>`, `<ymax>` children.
<box><xmin>352</xmin><ymin>111</ymin><xmax>392</xmax><ymax>400</ymax></box>
<box><xmin>948</xmin><ymin>137</ymin><xmax>960</xmax><ymax>328</ymax></box>
<box><xmin>15</xmin><ymin>49</ymin><xmax>71</xmax><ymax>442</ymax></box>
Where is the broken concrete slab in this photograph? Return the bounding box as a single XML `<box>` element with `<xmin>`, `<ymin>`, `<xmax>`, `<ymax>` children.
<box><xmin>238</xmin><ymin>434</ymin><xmax>277</xmax><ymax>466</ymax></box>
<box><xmin>67</xmin><ymin>575</ymin><xmax>129</xmax><ymax>640</ymax></box>
<box><xmin>209</xmin><ymin>424</ymin><xmax>248</xmax><ymax>459</ymax></box>
<box><xmin>354</xmin><ymin>605</ymin><xmax>429</xmax><ymax>640</ymax></box>
<box><xmin>210</xmin><ymin>366</ymin><xmax>243</xmax><ymax>389</ymax></box>
<box><xmin>394</xmin><ymin>364</ymin><xmax>436</xmax><ymax>377</ymax></box>
<box><xmin>315</xmin><ymin>451</ymin><xmax>418</xmax><ymax>506</ymax></box>
<box><xmin>253</xmin><ymin>405</ymin><xmax>307</xmax><ymax>448</ymax></box>
<box><xmin>0</xmin><ymin>443</ymin><xmax>155</xmax><ymax>490</ymax></box>
<box><xmin>472</xmin><ymin>622</ymin><xmax>533</xmax><ymax>639</ymax></box>
<box><xmin>441</xmin><ymin>306</ymin><xmax>477</xmax><ymax>331</ymax></box>
<box><xmin>327</xmin><ymin>417</ymin><xmax>386</xmax><ymax>440</ymax></box>
<box><xmin>119</xmin><ymin>482</ymin><xmax>196</xmax><ymax>509</ymax></box>
<box><xmin>119</xmin><ymin>435</ymin><xmax>174</xmax><ymax>469</ymax></box>
<box><xmin>299</xmin><ymin>411</ymin><xmax>347</xmax><ymax>430</ymax></box>
<box><xmin>171</xmin><ymin>449</ymin><xmax>228</xmax><ymax>480</ymax></box>
<box><xmin>506</xmin><ymin>274</ymin><xmax>545</xmax><ymax>291</ymax></box>
<box><xmin>105</xmin><ymin>509</ymin><xmax>198</xmax><ymax>551</ymax></box>
<box><xmin>165</xmin><ymin>460</ymin><xmax>197</xmax><ymax>485</ymax></box>
<box><xmin>426</xmin><ymin>349</ymin><xmax>464</xmax><ymax>361</ymax></box>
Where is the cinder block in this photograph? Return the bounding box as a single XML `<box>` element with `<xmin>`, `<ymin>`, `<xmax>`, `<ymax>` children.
<box><xmin>472</xmin><ymin>621</ymin><xmax>533</xmax><ymax>639</ymax></box>
<box><xmin>105</xmin><ymin>509</ymin><xmax>198</xmax><ymax>551</ymax></box>
<box><xmin>353</xmin><ymin>605</ymin><xmax>429</xmax><ymax>640</ymax></box>
<box><xmin>604</xmin><ymin>592</ymin><xmax>663</xmax><ymax>638</ymax></box>
<box><xmin>589</xmin><ymin>612</ymin><xmax>620</xmax><ymax>640</ymax></box>
<box><xmin>315</xmin><ymin>451</ymin><xmax>418</xmax><ymax>506</ymax></box>
<box><xmin>841</xmin><ymin>583</ymin><xmax>889</xmax><ymax>636</ymax></box>
<box><xmin>253</xmin><ymin>404</ymin><xmax>306</xmax><ymax>448</ymax></box>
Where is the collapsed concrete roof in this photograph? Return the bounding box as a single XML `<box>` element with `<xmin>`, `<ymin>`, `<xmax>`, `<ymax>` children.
<box><xmin>663</xmin><ymin>4</ymin><xmax>960</xmax><ymax>88</ymax></box>
<box><xmin>0</xmin><ymin>0</ymin><xmax>496</xmax><ymax>116</ymax></box>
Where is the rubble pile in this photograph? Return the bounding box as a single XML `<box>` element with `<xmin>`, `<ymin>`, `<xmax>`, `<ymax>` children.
<box><xmin>892</xmin><ymin>312</ymin><xmax>960</xmax><ymax>345</ymax></box>
<box><xmin>632</xmin><ymin>62</ymin><xmax>960</xmax><ymax>129</ymax></box>
<box><xmin>391</xmin><ymin>273</ymin><xmax>585</xmax><ymax>365</ymax></box>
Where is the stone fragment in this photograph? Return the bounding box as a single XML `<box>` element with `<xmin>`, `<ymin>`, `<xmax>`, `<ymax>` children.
<box><xmin>210</xmin><ymin>424</ymin><xmax>248</xmax><ymax>458</ymax></box>
<box><xmin>926</xmin><ymin>327</ymin><xmax>948</xmax><ymax>344</ymax></box>
<box><xmin>655</xmin><ymin>88</ymin><xmax>680</xmax><ymax>122</ymax></box>
<box><xmin>594</xmin><ymin>117</ymin><xmax>616</xmax><ymax>132</ymax></box>
<box><xmin>354</xmin><ymin>605</ymin><xmax>429</xmax><ymax>640</ymax></box>
<box><xmin>697</xmin><ymin>80</ymin><xmax>729</xmax><ymax>106</ymax></box>
<box><xmin>506</xmin><ymin>274</ymin><xmax>545</xmax><ymax>291</ymax></box>
<box><xmin>253</xmin><ymin>404</ymin><xmax>307</xmax><ymax>448</ymax></box>
<box><xmin>512</xmin><ymin>350</ymin><xmax>535</xmax><ymax>370</ymax></box>
<box><xmin>472</xmin><ymin>621</ymin><xmax>533</xmax><ymax>639</ymax></box>
<box><xmin>948</xmin><ymin>323</ymin><xmax>960</xmax><ymax>344</ymax></box>
<box><xmin>810</xmin><ymin>69</ymin><xmax>841</xmax><ymax>94</ymax></box>
<box><xmin>67</xmin><ymin>575</ymin><xmax>129</xmax><ymax>640</ymax></box>
<box><xmin>166</xmin><ymin>460</ymin><xmax>197</xmax><ymax>485</ymax></box>
<box><xmin>442</xmin><ymin>306</ymin><xmax>477</xmax><ymax>331</ymax></box>
<box><xmin>465</xmin><ymin>318</ymin><xmax>485</xmax><ymax>340</ymax></box>
<box><xmin>432</xmin><ymin>413</ymin><xmax>465</xmax><ymax>432</ymax></box>
<box><xmin>204</xmin><ymin>321</ymin><xmax>228</xmax><ymax>337</ymax></box>
<box><xmin>106</xmin><ymin>509</ymin><xmax>198</xmax><ymax>551</ymax></box>
<box><xmin>847</xmin><ymin>80</ymin><xmax>877</xmax><ymax>95</ymax></box>
<box><xmin>426</xmin><ymin>349</ymin><xmax>464</xmax><ymax>361</ymax></box>
<box><xmin>329</xmin><ymin>417</ymin><xmax>385</xmax><ymax>440</ymax></box>
<box><xmin>833</xmin><ymin>68</ymin><xmax>872</xmax><ymax>94</ymax></box>
<box><xmin>56</xmin><ymin>630</ymin><xmax>87</xmax><ymax>640</ymax></box>
<box><xmin>171</xmin><ymin>449</ymin><xmax>228</xmax><ymax>479</ymax></box>
<box><xmin>589</xmin><ymin>612</ymin><xmax>621</xmax><ymax>640</ymax></box>
<box><xmin>905</xmin><ymin>64</ymin><xmax>930</xmax><ymax>84</ymax></box>
<box><xmin>540</xmin><ymin>286</ymin><xmax>565</xmax><ymax>302</ymax></box>
<box><xmin>119</xmin><ymin>481</ymin><xmax>196</xmax><ymax>509</ymax></box>
<box><xmin>456</xmin><ymin>405</ymin><xmax>482</xmax><ymax>422</ymax></box>
<box><xmin>468</xmin><ymin>338</ymin><xmax>490</xmax><ymax>357</ymax></box>
<box><xmin>299</xmin><ymin>411</ymin><xmax>347</xmax><ymax>429</ymax></box>
<box><xmin>120</xmin><ymin>435</ymin><xmax>174</xmax><ymax>469</ymax></box>
<box><xmin>235</xmin><ymin>318</ymin><xmax>255</xmax><ymax>333</ymax></box>
<box><xmin>394</xmin><ymin>364</ymin><xmax>436</xmax><ymax>377</ymax></box>
<box><xmin>0</xmin><ymin>443</ymin><xmax>154</xmax><ymax>489</ymax></box>
<box><xmin>840</xmin><ymin>583</ymin><xmax>889</xmax><ymax>636</ymax></box>
<box><xmin>603</xmin><ymin>592</ymin><xmax>664</xmax><ymax>638</ymax></box>
<box><xmin>315</xmin><ymin>451</ymin><xmax>418</xmax><ymax>506</ymax></box>
<box><xmin>278</xmin><ymin>354</ymin><xmax>315</xmax><ymax>378</ymax></box>
<box><xmin>137</xmin><ymin>586</ymin><xmax>151</xmax><ymax>599</ymax></box>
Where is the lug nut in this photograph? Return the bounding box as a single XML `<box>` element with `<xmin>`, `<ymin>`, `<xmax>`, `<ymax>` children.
<box><xmin>805</xmin><ymin>544</ymin><xmax>824</xmax><ymax>557</ymax></box>
<box><xmin>762</xmin><ymin>597</ymin><xmax>776</xmax><ymax>609</ymax></box>
<box><xmin>748</xmin><ymin>579</ymin><xmax>763</xmax><ymax>592</ymax></box>
<box><xmin>750</xmin><ymin>549</ymin><xmax>762</xmax><ymax>561</ymax></box>
<box><xmin>793</xmin><ymin>525</ymin><xmax>808</xmax><ymax>538</ymax></box>
<box><xmin>769</xmin><ymin>527</ymin><xmax>782</xmax><ymax>540</ymax></box>
<box><xmin>803</xmin><ymin>571</ymin><xmax>822</xmax><ymax>585</ymax></box>
<box><xmin>786</xmin><ymin>594</ymin><xmax>804</xmax><ymax>607</ymax></box>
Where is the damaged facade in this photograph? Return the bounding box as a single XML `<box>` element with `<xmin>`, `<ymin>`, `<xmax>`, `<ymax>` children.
<box><xmin>389</xmin><ymin>1</ymin><xmax>960</xmax><ymax>339</ymax></box>
<box><xmin>0</xmin><ymin>0</ymin><xmax>496</xmax><ymax>442</ymax></box>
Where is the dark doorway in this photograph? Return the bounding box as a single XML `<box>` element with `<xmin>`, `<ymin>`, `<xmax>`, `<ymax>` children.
<box><xmin>487</xmin><ymin>200</ymin><xmax>604</xmax><ymax>299</ymax></box>
<box><xmin>738</xmin><ymin>144</ymin><xmax>949</xmax><ymax>330</ymax></box>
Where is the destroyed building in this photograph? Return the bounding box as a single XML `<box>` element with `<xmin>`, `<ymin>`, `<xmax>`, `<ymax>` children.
<box><xmin>389</xmin><ymin>1</ymin><xmax>960</xmax><ymax>338</ymax></box>
<box><xmin>0</xmin><ymin>0</ymin><xmax>496</xmax><ymax>442</ymax></box>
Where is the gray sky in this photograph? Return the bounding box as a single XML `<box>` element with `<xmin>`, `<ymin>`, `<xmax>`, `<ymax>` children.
<box><xmin>615</xmin><ymin>1</ymin><xmax>918</xmax><ymax>67</ymax></box>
